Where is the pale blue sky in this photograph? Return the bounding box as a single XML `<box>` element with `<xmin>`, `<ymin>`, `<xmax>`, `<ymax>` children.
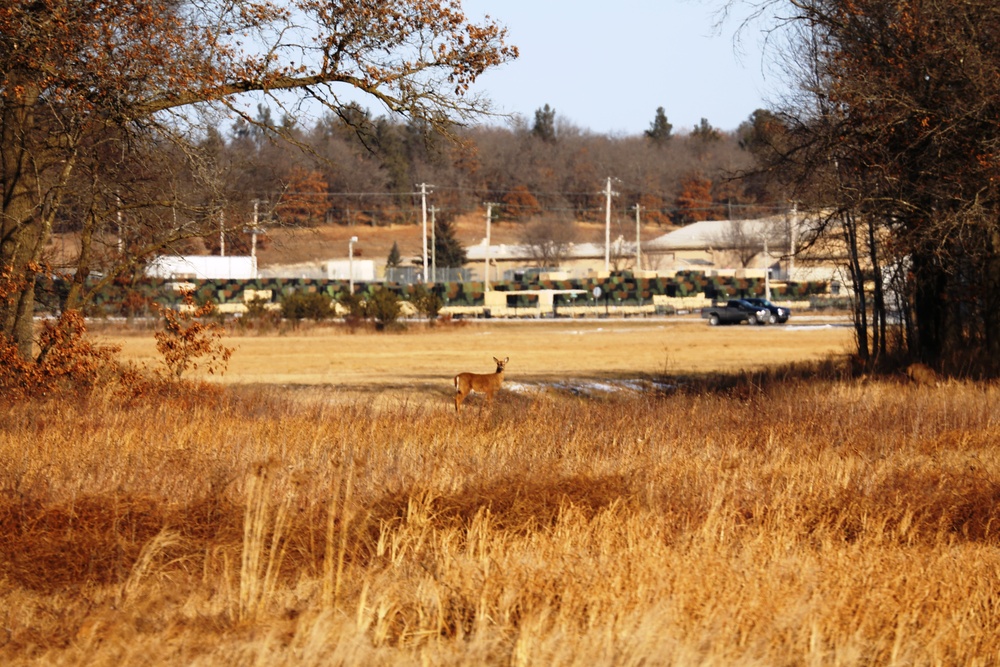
<box><xmin>461</xmin><ymin>0</ymin><xmax>783</xmax><ymax>135</ymax></box>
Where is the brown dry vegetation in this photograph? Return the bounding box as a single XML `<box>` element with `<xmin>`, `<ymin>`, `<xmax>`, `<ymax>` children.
<box><xmin>98</xmin><ymin>317</ymin><xmax>854</xmax><ymax>391</ymax></box>
<box><xmin>2</xmin><ymin>322</ymin><xmax>999</xmax><ymax>665</ymax></box>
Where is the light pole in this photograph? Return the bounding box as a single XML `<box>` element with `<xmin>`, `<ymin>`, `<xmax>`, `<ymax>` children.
<box><xmin>484</xmin><ymin>202</ymin><xmax>498</xmax><ymax>291</ymax></box>
<box><xmin>430</xmin><ymin>206</ymin><xmax>437</xmax><ymax>283</ymax></box>
<box><xmin>349</xmin><ymin>236</ymin><xmax>358</xmax><ymax>294</ymax></box>
<box><xmin>418</xmin><ymin>183</ymin><xmax>434</xmax><ymax>282</ymax></box>
<box><xmin>633</xmin><ymin>203</ymin><xmax>642</xmax><ymax>271</ymax></box>
<box><xmin>604</xmin><ymin>177</ymin><xmax>618</xmax><ymax>272</ymax></box>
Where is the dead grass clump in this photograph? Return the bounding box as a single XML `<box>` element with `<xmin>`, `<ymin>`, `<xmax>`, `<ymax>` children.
<box><xmin>868</xmin><ymin>465</ymin><xmax>1000</xmax><ymax>543</ymax></box>
<box><xmin>0</xmin><ymin>492</ymin><xmax>244</xmax><ymax>594</ymax></box>
<box><xmin>369</xmin><ymin>473</ymin><xmax>635</xmax><ymax>535</ymax></box>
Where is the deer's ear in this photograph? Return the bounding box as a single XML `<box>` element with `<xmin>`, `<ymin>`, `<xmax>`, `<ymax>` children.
<box><xmin>493</xmin><ymin>357</ymin><xmax>500</xmax><ymax>364</ymax></box>
<box><xmin>503</xmin><ymin>357</ymin><xmax>509</xmax><ymax>364</ymax></box>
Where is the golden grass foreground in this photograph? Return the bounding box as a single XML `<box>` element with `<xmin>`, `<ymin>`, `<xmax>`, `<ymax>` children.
<box><xmin>2</xmin><ymin>319</ymin><xmax>999</xmax><ymax>665</ymax></box>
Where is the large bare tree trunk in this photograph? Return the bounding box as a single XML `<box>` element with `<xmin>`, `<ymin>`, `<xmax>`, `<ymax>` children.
<box><xmin>841</xmin><ymin>211</ymin><xmax>870</xmax><ymax>363</ymax></box>
<box><xmin>980</xmin><ymin>229</ymin><xmax>1000</xmax><ymax>375</ymax></box>
<box><xmin>0</xmin><ymin>189</ymin><xmax>48</xmax><ymax>359</ymax></box>
<box><xmin>1</xmin><ymin>83</ymin><xmax>75</xmax><ymax>359</ymax></box>
<box><xmin>1</xmin><ymin>95</ymin><xmax>44</xmax><ymax>358</ymax></box>
<box><xmin>911</xmin><ymin>254</ymin><xmax>946</xmax><ymax>364</ymax></box>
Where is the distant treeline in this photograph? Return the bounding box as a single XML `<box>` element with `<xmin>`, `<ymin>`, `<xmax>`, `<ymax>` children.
<box><xmin>51</xmin><ymin>105</ymin><xmax>786</xmax><ymax>256</ymax></box>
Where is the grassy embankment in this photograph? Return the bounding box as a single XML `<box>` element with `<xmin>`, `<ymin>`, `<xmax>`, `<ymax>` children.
<box><xmin>1</xmin><ymin>320</ymin><xmax>998</xmax><ymax>665</ymax></box>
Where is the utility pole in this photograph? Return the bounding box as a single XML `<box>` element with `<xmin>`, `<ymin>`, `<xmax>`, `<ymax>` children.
<box><xmin>418</xmin><ymin>183</ymin><xmax>434</xmax><ymax>282</ymax></box>
<box><xmin>430</xmin><ymin>206</ymin><xmax>437</xmax><ymax>283</ymax></box>
<box><xmin>764</xmin><ymin>234</ymin><xmax>770</xmax><ymax>301</ymax></box>
<box><xmin>604</xmin><ymin>177</ymin><xmax>617</xmax><ymax>272</ymax></box>
<box><xmin>788</xmin><ymin>200</ymin><xmax>798</xmax><ymax>280</ymax></box>
<box><xmin>116</xmin><ymin>193</ymin><xmax>124</xmax><ymax>255</ymax></box>
<box><xmin>244</xmin><ymin>199</ymin><xmax>265</xmax><ymax>279</ymax></box>
<box><xmin>250</xmin><ymin>200</ymin><xmax>259</xmax><ymax>263</ymax></box>
<box><xmin>633</xmin><ymin>203</ymin><xmax>642</xmax><ymax>271</ymax></box>
<box><xmin>349</xmin><ymin>235</ymin><xmax>358</xmax><ymax>294</ymax></box>
<box><xmin>484</xmin><ymin>202</ymin><xmax>498</xmax><ymax>292</ymax></box>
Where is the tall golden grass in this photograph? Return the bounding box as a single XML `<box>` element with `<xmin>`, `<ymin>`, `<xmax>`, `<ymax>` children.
<box><xmin>1</xmin><ymin>371</ymin><xmax>998</xmax><ymax>665</ymax></box>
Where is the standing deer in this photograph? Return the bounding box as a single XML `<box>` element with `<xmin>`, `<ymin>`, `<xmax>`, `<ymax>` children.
<box><xmin>454</xmin><ymin>356</ymin><xmax>508</xmax><ymax>412</ymax></box>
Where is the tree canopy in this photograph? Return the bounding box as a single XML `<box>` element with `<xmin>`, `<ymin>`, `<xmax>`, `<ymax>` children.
<box><xmin>741</xmin><ymin>0</ymin><xmax>1000</xmax><ymax>374</ymax></box>
<box><xmin>645</xmin><ymin>107</ymin><xmax>673</xmax><ymax>145</ymax></box>
<box><xmin>433</xmin><ymin>211</ymin><xmax>467</xmax><ymax>268</ymax></box>
<box><xmin>531</xmin><ymin>104</ymin><xmax>557</xmax><ymax>143</ymax></box>
<box><xmin>0</xmin><ymin>0</ymin><xmax>516</xmax><ymax>358</ymax></box>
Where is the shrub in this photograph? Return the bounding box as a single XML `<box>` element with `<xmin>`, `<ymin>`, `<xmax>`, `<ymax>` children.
<box><xmin>0</xmin><ymin>310</ymin><xmax>122</xmax><ymax>399</ymax></box>
<box><xmin>336</xmin><ymin>292</ymin><xmax>365</xmax><ymax>322</ymax></box>
<box><xmin>410</xmin><ymin>285</ymin><xmax>442</xmax><ymax>321</ymax></box>
<box><xmin>281</xmin><ymin>291</ymin><xmax>333</xmax><ymax>323</ymax></box>
<box><xmin>153</xmin><ymin>293</ymin><xmax>233</xmax><ymax>379</ymax></box>
<box><xmin>365</xmin><ymin>287</ymin><xmax>402</xmax><ymax>331</ymax></box>
<box><xmin>235</xmin><ymin>296</ymin><xmax>281</xmax><ymax>332</ymax></box>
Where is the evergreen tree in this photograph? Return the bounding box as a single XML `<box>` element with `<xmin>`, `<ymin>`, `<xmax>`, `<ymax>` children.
<box><xmin>434</xmin><ymin>212</ymin><xmax>467</xmax><ymax>267</ymax></box>
<box><xmin>531</xmin><ymin>104</ymin><xmax>557</xmax><ymax>142</ymax></box>
<box><xmin>375</xmin><ymin>119</ymin><xmax>411</xmax><ymax>222</ymax></box>
<box><xmin>691</xmin><ymin>117</ymin><xmax>721</xmax><ymax>142</ymax></box>
<box><xmin>386</xmin><ymin>241</ymin><xmax>402</xmax><ymax>269</ymax></box>
<box><xmin>645</xmin><ymin>107</ymin><xmax>673</xmax><ymax>145</ymax></box>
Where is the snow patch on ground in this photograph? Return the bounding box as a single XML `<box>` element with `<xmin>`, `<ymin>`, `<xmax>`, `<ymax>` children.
<box><xmin>506</xmin><ymin>378</ymin><xmax>678</xmax><ymax>397</ymax></box>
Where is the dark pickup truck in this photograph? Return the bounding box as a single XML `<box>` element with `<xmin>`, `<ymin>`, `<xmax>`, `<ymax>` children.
<box><xmin>744</xmin><ymin>298</ymin><xmax>791</xmax><ymax>324</ymax></box>
<box><xmin>702</xmin><ymin>299</ymin><xmax>770</xmax><ymax>326</ymax></box>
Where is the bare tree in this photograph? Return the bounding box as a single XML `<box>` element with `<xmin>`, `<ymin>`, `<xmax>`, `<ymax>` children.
<box><xmin>520</xmin><ymin>215</ymin><xmax>577</xmax><ymax>268</ymax></box>
<box><xmin>730</xmin><ymin>0</ymin><xmax>1000</xmax><ymax>375</ymax></box>
<box><xmin>715</xmin><ymin>219</ymin><xmax>763</xmax><ymax>268</ymax></box>
<box><xmin>1</xmin><ymin>0</ymin><xmax>516</xmax><ymax>358</ymax></box>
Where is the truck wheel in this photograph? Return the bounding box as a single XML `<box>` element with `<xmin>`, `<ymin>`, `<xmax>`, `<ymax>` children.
<box><xmin>709</xmin><ymin>314</ymin><xmax>720</xmax><ymax>326</ymax></box>
<box><xmin>748</xmin><ymin>314</ymin><xmax>759</xmax><ymax>325</ymax></box>
<box><xmin>767</xmin><ymin>313</ymin><xmax>778</xmax><ymax>325</ymax></box>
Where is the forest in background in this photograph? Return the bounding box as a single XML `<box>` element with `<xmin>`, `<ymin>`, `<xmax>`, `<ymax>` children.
<box><xmin>68</xmin><ymin>104</ymin><xmax>785</xmax><ymax>259</ymax></box>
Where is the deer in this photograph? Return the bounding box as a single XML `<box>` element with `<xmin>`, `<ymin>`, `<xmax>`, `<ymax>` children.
<box><xmin>454</xmin><ymin>356</ymin><xmax>508</xmax><ymax>412</ymax></box>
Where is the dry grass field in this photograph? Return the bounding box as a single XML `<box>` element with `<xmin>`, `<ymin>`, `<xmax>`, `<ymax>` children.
<box><xmin>3</xmin><ymin>317</ymin><xmax>999</xmax><ymax>665</ymax></box>
<box><xmin>99</xmin><ymin>316</ymin><xmax>855</xmax><ymax>395</ymax></box>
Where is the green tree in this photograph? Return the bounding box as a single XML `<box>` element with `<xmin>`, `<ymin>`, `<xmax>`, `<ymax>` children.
<box><xmin>410</xmin><ymin>284</ymin><xmax>442</xmax><ymax>320</ymax></box>
<box><xmin>375</xmin><ymin>119</ymin><xmax>412</xmax><ymax>221</ymax></box>
<box><xmin>336</xmin><ymin>292</ymin><xmax>365</xmax><ymax>322</ymax></box>
<box><xmin>0</xmin><ymin>0</ymin><xmax>516</xmax><ymax>359</ymax></box>
<box><xmin>365</xmin><ymin>287</ymin><xmax>402</xmax><ymax>331</ymax></box>
<box><xmin>281</xmin><ymin>292</ymin><xmax>333</xmax><ymax>324</ymax></box>
<box><xmin>532</xmin><ymin>104</ymin><xmax>557</xmax><ymax>143</ymax></box>
<box><xmin>645</xmin><ymin>107</ymin><xmax>673</xmax><ymax>145</ymax></box>
<box><xmin>434</xmin><ymin>211</ymin><xmax>467</xmax><ymax>268</ymax></box>
<box><xmin>386</xmin><ymin>241</ymin><xmax>403</xmax><ymax>269</ymax></box>
<box><xmin>691</xmin><ymin>118</ymin><xmax>721</xmax><ymax>142</ymax></box>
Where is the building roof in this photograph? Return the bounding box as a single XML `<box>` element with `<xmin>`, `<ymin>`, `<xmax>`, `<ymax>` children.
<box><xmin>646</xmin><ymin>215</ymin><xmax>818</xmax><ymax>251</ymax></box>
<box><xmin>465</xmin><ymin>240</ymin><xmax>622</xmax><ymax>261</ymax></box>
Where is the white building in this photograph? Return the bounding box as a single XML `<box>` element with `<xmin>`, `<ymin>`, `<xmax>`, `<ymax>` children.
<box><xmin>146</xmin><ymin>255</ymin><xmax>257</xmax><ymax>280</ymax></box>
<box><xmin>323</xmin><ymin>259</ymin><xmax>376</xmax><ymax>282</ymax></box>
